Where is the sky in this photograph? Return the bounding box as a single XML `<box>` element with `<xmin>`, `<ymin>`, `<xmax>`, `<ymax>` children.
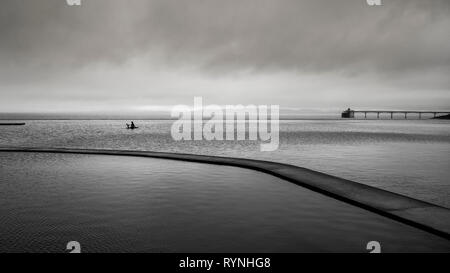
<box><xmin>0</xmin><ymin>0</ymin><xmax>449</xmax><ymax>117</ymax></box>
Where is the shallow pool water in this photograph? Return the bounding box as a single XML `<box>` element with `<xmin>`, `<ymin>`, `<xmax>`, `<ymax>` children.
<box><xmin>0</xmin><ymin>152</ymin><xmax>449</xmax><ymax>253</ymax></box>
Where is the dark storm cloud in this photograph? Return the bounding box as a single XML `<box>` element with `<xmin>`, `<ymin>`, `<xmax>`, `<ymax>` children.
<box><xmin>1</xmin><ymin>0</ymin><xmax>449</xmax><ymax>73</ymax></box>
<box><xmin>0</xmin><ymin>0</ymin><xmax>449</xmax><ymax>112</ymax></box>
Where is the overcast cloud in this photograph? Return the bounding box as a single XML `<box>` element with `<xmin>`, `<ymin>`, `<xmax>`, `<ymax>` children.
<box><xmin>0</xmin><ymin>0</ymin><xmax>449</xmax><ymax>114</ymax></box>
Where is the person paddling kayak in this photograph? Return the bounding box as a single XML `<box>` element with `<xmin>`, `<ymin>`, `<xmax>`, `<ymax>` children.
<box><xmin>126</xmin><ymin>121</ymin><xmax>138</xmax><ymax>129</ymax></box>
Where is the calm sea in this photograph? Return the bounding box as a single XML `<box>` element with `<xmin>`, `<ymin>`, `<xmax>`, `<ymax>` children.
<box><xmin>1</xmin><ymin>119</ymin><xmax>450</xmax><ymax>252</ymax></box>
<box><xmin>1</xmin><ymin>119</ymin><xmax>449</xmax><ymax>208</ymax></box>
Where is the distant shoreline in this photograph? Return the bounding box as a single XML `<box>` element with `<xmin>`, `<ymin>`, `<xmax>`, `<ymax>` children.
<box><xmin>0</xmin><ymin>117</ymin><xmax>446</xmax><ymax>121</ymax></box>
<box><xmin>434</xmin><ymin>114</ymin><xmax>450</xmax><ymax>120</ymax></box>
<box><xmin>0</xmin><ymin>122</ymin><xmax>26</xmax><ymax>126</ymax></box>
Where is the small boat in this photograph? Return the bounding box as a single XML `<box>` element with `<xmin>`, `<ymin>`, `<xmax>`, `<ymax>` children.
<box><xmin>126</xmin><ymin>126</ymin><xmax>139</xmax><ymax>130</ymax></box>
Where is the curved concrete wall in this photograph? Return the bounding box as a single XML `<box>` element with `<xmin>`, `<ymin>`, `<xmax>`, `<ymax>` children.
<box><xmin>1</xmin><ymin>147</ymin><xmax>449</xmax><ymax>240</ymax></box>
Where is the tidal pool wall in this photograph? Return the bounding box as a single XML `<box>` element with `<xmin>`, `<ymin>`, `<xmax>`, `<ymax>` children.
<box><xmin>0</xmin><ymin>147</ymin><xmax>449</xmax><ymax>241</ymax></box>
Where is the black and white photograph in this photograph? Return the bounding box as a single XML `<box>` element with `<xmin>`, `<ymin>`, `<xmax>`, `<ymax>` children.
<box><xmin>0</xmin><ymin>0</ymin><xmax>449</xmax><ymax>264</ymax></box>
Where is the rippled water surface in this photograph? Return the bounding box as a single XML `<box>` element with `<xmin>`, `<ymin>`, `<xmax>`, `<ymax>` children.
<box><xmin>0</xmin><ymin>153</ymin><xmax>449</xmax><ymax>253</ymax></box>
<box><xmin>1</xmin><ymin>119</ymin><xmax>449</xmax><ymax>207</ymax></box>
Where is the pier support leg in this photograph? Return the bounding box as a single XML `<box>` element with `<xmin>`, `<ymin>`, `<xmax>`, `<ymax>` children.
<box><xmin>391</xmin><ymin>113</ymin><xmax>393</xmax><ymax>119</ymax></box>
<box><xmin>405</xmin><ymin>113</ymin><xmax>407</xmax><ymax>119</ymax></box>
<box><xmin>419</xmin><ymin>113</ymin><xmax>422</xmax><ymax>119</ymax></box>
<box><xmin>377</xmin><ymin>113</ymin><xmax>380</xmax><ymax>119</ymax></box>
<box><xmin>365</xmin><ymin>112</ymin><xmax>367</xmax><ymax>119</ymax></box>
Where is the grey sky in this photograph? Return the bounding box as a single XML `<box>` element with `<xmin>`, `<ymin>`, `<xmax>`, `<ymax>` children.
<box><xmin>0</xmin><ymin>0</ymin><xmax>449</xmax><ymax>115</ymax></box>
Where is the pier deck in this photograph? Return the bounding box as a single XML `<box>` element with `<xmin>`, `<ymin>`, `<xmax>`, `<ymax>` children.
<box><xmin>342</xmin><ymin>109</ymin><xmax>450</xmax><ymax>119</ymax></box>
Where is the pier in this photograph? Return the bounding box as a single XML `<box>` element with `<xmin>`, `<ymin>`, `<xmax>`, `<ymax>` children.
<box><xmin>341</xmin><ymin>108</ymin><xmax>450</xmax><ymax>119</ymax></box>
